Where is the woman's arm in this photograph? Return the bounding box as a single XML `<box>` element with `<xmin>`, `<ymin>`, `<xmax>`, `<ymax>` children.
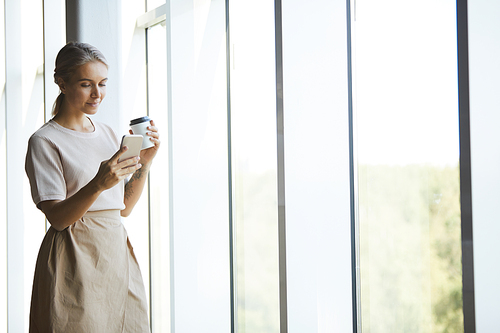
<box><xmin>121</xmin><ymin>120</ymin><xmax>160</xmax><ymax>217</ymax></box>
<box><xmin>121</xmin><ymin>162</ymin><xmax>151</xmax><ymax>217</ymax></box>
<box><xmin>40</xmin><ymin>146</ymin><xmax>142</xmax><ymax>231</ymax></box>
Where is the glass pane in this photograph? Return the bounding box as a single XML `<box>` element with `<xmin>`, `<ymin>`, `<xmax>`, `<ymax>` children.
<box><xmin>468</xmin><ymin>1</ymin><xmax>500</xmax><ymax>330</ymax></box>
<box><xmin>169</xmin><ymin>0</ymin><xmax>230</xmax><ymax>331</ymax></box>
<box><xmin>352</xmin><ymin>0</ymin><xmax>464</xmax><ymax>332</ymax></box>
<box><xmin>282</xmin><ymin>0</ymin><xmax>354</xmax><ymax>331</ymax></box>
<box><xmin>147</xmin><ymin>22</ymin><xmax>171</xmax><ymax>332</ymax></box>
<box><xmin>122</xmin><ymin>170</ymin><xmax>150</xmax><ymax>302</ymax></box>
<box><xmin>229</xmin><ymin>1</ymin><xmax>280</xmax><ymax>332</ymax></box>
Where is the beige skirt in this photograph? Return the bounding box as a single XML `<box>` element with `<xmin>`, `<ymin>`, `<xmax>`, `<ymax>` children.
<box><xmin>29</xmin><ymin>210</ymin><xmax>150</xmax><ymax>333</ymax></box>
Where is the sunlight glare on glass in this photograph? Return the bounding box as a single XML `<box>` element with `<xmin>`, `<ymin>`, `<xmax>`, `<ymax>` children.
<box><xmin>354</xmin><ymin>0</ymin><xmax>459</xmax><ymax>167</ymax></box>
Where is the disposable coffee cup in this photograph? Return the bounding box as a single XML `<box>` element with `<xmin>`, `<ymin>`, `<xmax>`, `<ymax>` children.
<box><xmin>130</xmin><ymin>116</ymin><xmax>155</xmax><ymax>149</ymax></box>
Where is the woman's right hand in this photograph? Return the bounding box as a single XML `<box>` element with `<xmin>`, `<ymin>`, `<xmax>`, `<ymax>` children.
<box><xmin>39</xmin><ymin>146</ymin><xmax>142</xmax><ymax>231</ymax></box>
<box><xmin>92</xmin><ymin>146</ymin><xmax>143</xmax><ymax>191</ymax></box>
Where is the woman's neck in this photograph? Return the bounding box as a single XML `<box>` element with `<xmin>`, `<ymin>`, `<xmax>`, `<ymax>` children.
<box><xmin>52</xmin><ymin>112</ymin><xmax>95</xmax><ymax>133</ymax></box>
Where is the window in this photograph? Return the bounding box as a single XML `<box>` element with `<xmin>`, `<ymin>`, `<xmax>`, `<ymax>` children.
<box><xmin>146</xmin><ymin>18</ymin><xmax>171</xmax><ymax>332</ymax></box>
<box><xmin>2</xmin><ymin>0</ymin><xmax>48</xmax><ymax>330</ymax></box>
<box><xmin>0</xmin><ymin>0</ymin><xmax>476</xmax><ymax>331</ymax></box>
<box><xmin>229</xmin><ymin>1</ymin><xmax>280</xmax><ymax>331</ymax></box>
<box><xmin>351</xmin><ymin>0</ymin><xmax>464</xmax><ymax>331</ymax></box>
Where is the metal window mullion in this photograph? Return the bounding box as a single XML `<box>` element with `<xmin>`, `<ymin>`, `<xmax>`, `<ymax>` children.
<box><xmin>346</xmin><ymin>0</ymin><xmax>359</xmax><ymax>331</ymax></box>
<box><xmin>456</xmin><ymin>0</ymin><xmax>476</xmax><ymax>331</ymax></box>
<box><xmin>225</xmin><ymin>0</ymin><xmax>236</xmax><ymax>332</ymax></box>
<box><xmin>274</xmin><ymin>0</ymin><xmax>288</xmax><ymax>332</ymax></box>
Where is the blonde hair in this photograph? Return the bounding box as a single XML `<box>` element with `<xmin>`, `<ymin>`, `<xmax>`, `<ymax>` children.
<box><xmin>52</xmin><ymin>42</ymin><xmax>108</xmax><ymax>116</ymax></box>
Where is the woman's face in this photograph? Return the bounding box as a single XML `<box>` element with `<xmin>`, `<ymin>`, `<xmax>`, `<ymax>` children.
<box><xmin>60</xmin><ymin>61</ymin><xmax>108</xmax><ymax>116</ymax></box>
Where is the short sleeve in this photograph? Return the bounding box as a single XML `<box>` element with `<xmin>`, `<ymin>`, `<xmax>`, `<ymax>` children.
<box><xmin>25</xmin><ymin>135</ymin><xmax>67</xmax><ymax>208</ymax></box>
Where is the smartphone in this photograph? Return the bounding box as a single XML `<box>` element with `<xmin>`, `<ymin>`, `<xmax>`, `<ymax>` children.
<box><xmin>118</xmin><ymin>135</ymin><xmax>143</xmax><ymax>163</ymax></box>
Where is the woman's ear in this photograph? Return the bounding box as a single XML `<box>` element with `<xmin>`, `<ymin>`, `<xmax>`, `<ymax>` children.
<box><xmin>57</xmin><ymin>78</ymin><xmax>66</xmax><ymax>94</ymax></box>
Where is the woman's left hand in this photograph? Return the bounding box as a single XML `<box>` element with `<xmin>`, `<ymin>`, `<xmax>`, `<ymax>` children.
<box><xmin>130</xmin><ymin>119</ymin><xmax>160</xmax><ymax>166</ymax></box>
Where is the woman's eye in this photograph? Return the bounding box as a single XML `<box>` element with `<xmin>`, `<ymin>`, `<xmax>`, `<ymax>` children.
<box><xmin>81</xmin><ymin>84</ymin><xmax>91</xmax><ymax>88</ymax></box>
<box><xmin>99</xmin><ymin>84</ymin><xmax>106</xmax><ymax>87</ymax></box>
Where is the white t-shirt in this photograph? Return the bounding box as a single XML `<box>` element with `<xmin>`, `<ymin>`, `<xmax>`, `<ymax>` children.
<box><xmin>25</xmin><ymin>118</ymin><xmax>126</xmax><ymax>211</ymax></box>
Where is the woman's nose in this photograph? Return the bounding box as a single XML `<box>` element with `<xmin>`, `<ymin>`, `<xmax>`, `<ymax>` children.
<box><xmin>91</xmin><ymin>86</ymin><xmax>101</xmax><ymax>98</ymax></box>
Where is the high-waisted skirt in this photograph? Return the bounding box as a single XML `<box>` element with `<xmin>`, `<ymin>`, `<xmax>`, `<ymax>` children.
<box><xmin>29</xmin><ymin>210</ymin><xmax>150</xmax><ymax>333</ymax></box>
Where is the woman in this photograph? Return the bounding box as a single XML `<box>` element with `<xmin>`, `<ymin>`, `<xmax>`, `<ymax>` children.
<box><xmin>25</xmin><ymin>42</ymin><xmax>159</xmax><ymax>332</ymax></box>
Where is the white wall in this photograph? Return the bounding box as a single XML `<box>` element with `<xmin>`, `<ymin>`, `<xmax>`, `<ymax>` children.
<box><xmin>468</xmin><ymin>0</ymin><xmax>500</xmax><ymax>331</ymax></box>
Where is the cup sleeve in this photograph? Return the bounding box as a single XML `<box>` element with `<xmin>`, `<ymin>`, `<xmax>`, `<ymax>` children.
<box><xmin>25</xmin><ymin>136</ymin><xmax>67</xmax><ymax>208</ymax></box>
